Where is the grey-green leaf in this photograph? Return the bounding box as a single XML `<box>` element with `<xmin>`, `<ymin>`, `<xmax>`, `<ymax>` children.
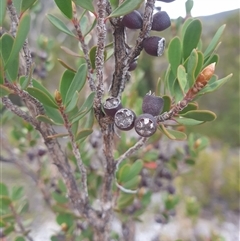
<box><xmin>168</xmin><ymin>36</ymin><xmax>182</xmax><ymax>77</ymax></box>
<box><xmin>182</xmin><ymin>19</ymin><xmax>202</xmax><ymax>60</ymax></box>
<box><xmin>47</xmin><ymin>14</ymin><xmax>76</xmax><ymax>37</ymax></box>
<box><xmin>204</xmin><ymin>24</ymin><xmax>226</xmax><ymax>58</ymax></box>
<box><xmin>54</xmin><ymin>0</ymin><xmax>72</xmax><ymax>19</ymax></box>
<box><xmin>177</xmin><ymin>65</ymin><xmax>187</xmax><ymax>92</ymax></box>
<box><xmin>65</xmin><ymin>63</ymin><xmax>87</xmax><ymax>104</ymax></box>
<box><xmin>75</xmin><ymin>129</ymin><xmax>93</xmax><ymax>142</ymax></box>
<box><xmin>5</xmin><ymin>13</ymin><xmax>31</xmax><ymax>69</ymax></box>
<box><xmin>74</xmin><ymin>0</ymin><xmax>95</xmax><ymax>14</ymax></box>
<box><xmin>107</xmin><ymin>0</ymin><xmax>144</xmax><ymax>19</ymax></box>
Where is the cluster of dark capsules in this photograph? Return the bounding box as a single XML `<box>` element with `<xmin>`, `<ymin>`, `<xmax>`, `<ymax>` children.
<box><xmin>121</xmin><ymin>0</ymin><xmax>174</xmax><ymax>71</ymax></box>
<box><xmin>102</xmin><ymin>1</ymin><xmax>176</xmax><ymax>136</ymax></box>
<box><xmin>103</xmin><ymin>93</ymin><xmax>164</xmax><ymax>137</ymax></box>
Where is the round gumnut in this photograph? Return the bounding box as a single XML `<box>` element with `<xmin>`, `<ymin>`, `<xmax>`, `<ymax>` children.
<box><xmin>134</xmin><ymin>113</ymin><xmax>157</xmax><ymax>137</ymax></box>
<box><xmin>142</xmin><ymin>36</ymin><xmax>165</xmax><ymax>57</ymax></box>
<box><xmin>114</xmin><ymin>108</ymin><xmax>136</xmax><ymax>131</ymax></box>
<box><xmin>128</xmin><ymin>60</ymin><xmax>138</xmax><ymax>71</ymax></box>
<box><xmin>103</xmin><ymin>97</ymin><xmax>122</xmax><ymax>117</ymax></box>
<box><xmin>152</xmin><ymin>11</ymin><xmax>171</xmax><ymax>31</ymax></box>
<box><xmin>142</xmin><ymin>93</ymin><xmax>164</xmax><ymax>116</ymax></box>
<box><xmin>122</xmin><ymin>10</ymin><xmax>143</xmax><ymax>29</ymax></box>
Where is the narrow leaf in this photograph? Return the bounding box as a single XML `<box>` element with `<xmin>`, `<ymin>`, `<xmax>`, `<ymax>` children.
<box><xmin>54</xmin><ymin>0</ymin><xmax>72</xmax><ymax>19</ymax></box>
<box><xmin>159</xmin><ymin>124</ymin><xmax>187</xmax><ymax>140</ymax></box>
<box><xmin>36</xmin><ymin>115</ymin><xmax>60</xmax><ymax>125</ymax></box>
<box><xmin>0</xmin><ymin>33</ymin><xmax>19</xmax><ymax>81</ymax></box>
<box><xmin>0</xmin><ymin>0</ymin><xmax>7</xmax><ymax>25</ymax></box>
<box><xmin>61</xmin><ymin>46</ymin><xmax>82</xmax><ymax>57</ymax></box>
<box><xmin>173</xmin><ymin>79</ymin><xmax>184</xmax><ymax>103</ymax></box>
<box><xmin>174</xmin><ymin>117</ymin><xmax>203</xmax><ymax>125</ymax></box>
<box><xmin>168</xmin><ymin>36</ymin><xmax>182</xmax><ymax>77</ymax></box>
<box><xmin>129</xmin><ymin>160</ymin><xmax>143</xmax><ymax>177</ymax></box>
<box><xmin>204</xmin><ymin>24</ymin><xmax>226</xmax><ymax>58</ymax></box>
<box><xmin>47</xmin><ymin>14</ymin><xmax>76</xmax><ymax>37</ymax></box>
<box><xmin>187</xmin><ymin>49</ymin><xmax>198</xmax><ymax>89</ymax></box>
<box><xmin>5</xmin><ymin>13</ymin><xmax>31</xmax><ymax>69</ymax></box>
<box><xmin>32</xmin><ymin>79</ymin><xmax>56</xmax><ymax>103</ymax></box>
<box><xmin>47</xmin><ymin>133</ymin><xmax>69</xmax><ymax>139</ymax></box>
<box><xmin>27</xmin><ymin>87</ymin><xmax>58</xmax><ymax>108</ymax></box>
<box><xmin>178</xmin><ymin>102</ymin><xmax>198</xmax><ymax>114</ymax></box>
<box><xmin>59</xmin><ymin>70</ymin><xmax>75</xmax><ymax>104</ymax></box>
<box><xmin>162</xmin><ymin>95</ymin><xmax>171</xmax><ymax>113</ymax></box>
<box><xmin>19</xmin><ymin>76</ymin><xmax>30</xmax><ymax>90</ymax></box>
<box><xmin>107</xmin><ymin>0</ymin><xmax>144</xmax><ymax>19</ymax></box>
<box><xmin>109</xmin><ymin>0</ymin><xmax>119</xmax><ymax>10</ymax></box>
<box><xmin>123</xmin><ymin>176</ymin><xmax>141</xmax><ymax>190</ymax></box>
<box><xmin>74</xmin><ymin>0</ymin><xmax>95</xmax><ymax>13</ymax></box>
<box><xmin>117</xmin><ymin>192</ymin><xmax>134</xmax><ymax>209</ymax></box>
<box><xmin>70</xmin><ymin>92</ymin><xmax>95</xmax><ymax>123</ymax></box>
<box><xmin>185</xmin><ymin>0</ymin><xmax>194</xmax><ymax>15</ymax></box>
<box><xmin>21</xmin><ymin>0</ymin><xmax>37</xmax><ymax>13</ymax></box>
<box><xmin>11</xmin><ymin>186</ymin><xmax>24</xmax><ymax>201</ymax></box>
<box><xmin>75</xmin><ymin>129</ymin><xmax>93</xmax><ymax>142</ymax></box>
<box><xmin>64</xmin><ymin>91</ymin><xmax>79</xmax><ymax>113</ymax></box>
<box><xmin>197</xmin><ymin>74</ymin><xmax>233</xmax><ymax>96</ymax></box>
<box><xmin>0</xmin><ymin>183</ymin><xmax>9</xmax><ymax>196</ymax></box>
<box><xmin>118</xmin><ymin>164</ymin><xmax>131</xmax><ymax>183</ymax></box>
<box><xmin>195</xmin><ymin>51</ymin><xmax>204</xmax><ymax>78</ymax></box>
<box><xmin>180</xmin><ymin>110</ymin><xmax>216</xmax><ymax>121</ymax></box>
<box><xmin>177</xmin><ymin>65</ymin><xmax>187</xmax><ymax>92</ymax></box>
<box><xmin>58</xmin><ymin>58</ymin><xmax>76</xmax><ymax>72</ymax></box>
<box><xmin>0</xmin><ymin>85</ymin><xmax>13</xmax><ymax>97</ymax></box>
<box><xmin>43</xmin><ymin>106</ymin><xmax>64</xmax><ymax>124</ymax></box>
<box><xmin>65</xmin><ymin>63</ymin><xmax>87</xmax><ymax>104</ymax></box>
<box><xmin>182</xmin><ymin>19</ymin><xmax>202</xmax><ymax>60</ymax></box>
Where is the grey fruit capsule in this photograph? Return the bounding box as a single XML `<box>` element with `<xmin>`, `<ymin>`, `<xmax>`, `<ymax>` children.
<box><xmin>114</xmin><ymin>108</ymin><xmax>136</xmax><ymax>131</ymax></box>
<box><xmin>142</xmin><ymin>36</ymin><xmax>165</xmax><ymax>57</ymax></box>
<box><xmin>142</xmin><ymin>94</ymin><xmax>164</xmax><ymax>116</ymax></box>
<box><xmin>134</xmin><ymin>113</ymin><xmax>157</xmax><ymax>137</ymax></box>
<box><xmin>103</xmin><ymin>97</ymin><xmax>122</xmax><ymax>117</ymax></box>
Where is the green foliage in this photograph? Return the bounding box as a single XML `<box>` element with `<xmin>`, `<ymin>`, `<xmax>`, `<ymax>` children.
<box><xmin>54</xmin><ymin>0</ymin><xmax>73</xmax><ymax>19</ymax></box>
<box><xmin>107</xmin><ymin>0</ymin><xmax>144</xmax><ymax>19</ymax></box>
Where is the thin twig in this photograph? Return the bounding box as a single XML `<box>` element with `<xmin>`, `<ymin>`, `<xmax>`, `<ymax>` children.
<box><xmin>109</xmin><ymin>0</ymin><xmax>156</xmax><ymax>97</ymax></box>
<box><xmin>95</xmin><ymin>0</ymin><xmax>107</xmax><ymax>108</ymax></box>
<box><xmin>116</xmin><ymin>137</ymin><xmax>148</xmax><ymax>168</ymax></box>
<box><xmin>1</xmin><ymin>97</ymin><xmax>39</xmax><ymax>127</ymax></box>
<box><xmin>72</xmin><ymin>3</ymin><xmax>96</xmax><ymax>92</ymax></box>
<box><xmin>56</xmin><ymin>96</ymin><xmax>88</xmax><ymax>203</ymax></box>
<box><xmin>9</xmin><ymin>203</ymin><xmax>34</xmax><ymax>241</ymax></box>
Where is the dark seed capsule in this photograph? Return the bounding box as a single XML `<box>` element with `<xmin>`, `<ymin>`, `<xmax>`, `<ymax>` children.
<box><xmin>152</xmin><ymin>11</ymin><xmax>171</xmax><ymax>31</ymax></box>
<box><xmin>159</xmin><ymin>168</ymin><xmax>172</xmax><ymax>180</ymax></box>
<box><xmin>114</xmin><ymin>108</ymin><xmax>136</xmax><ymax>131</ymax></box>
<box><xmin>103</xmin><ymin>97</ymin><xmax>122</xmax><ymax>117</ymax></box>
<box><xmin>142</xmin><ymin>36</ymin><xmax>165</xmax><ymax>57</ymax></box>
<box><xmin>128</xmin><ymin>60</ymin><xmax>138</xmax><ymax>71</ymax></box>
<box><xmin>134</xmin><ymin>113</ymin><xmax>157</xmax><ymax>137</ymax></box>
<box><xmin>142</xmin><ymin>94</ymin><xmax>164</xmax><ymax>116</ymax></box>
<box><xmin>167</xmin><ymin>185</ymin><xmax>176</xmax><ymax>194</ymax></box>
<box><xmin>38</xmin><ymin>148</ymin><xmax>47</xmax><ymax>157</ymax></box>
<box><xmin>122</xmin><ymin>10</ymin><xmax>143</xmax><ymax>29</ymax></box>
